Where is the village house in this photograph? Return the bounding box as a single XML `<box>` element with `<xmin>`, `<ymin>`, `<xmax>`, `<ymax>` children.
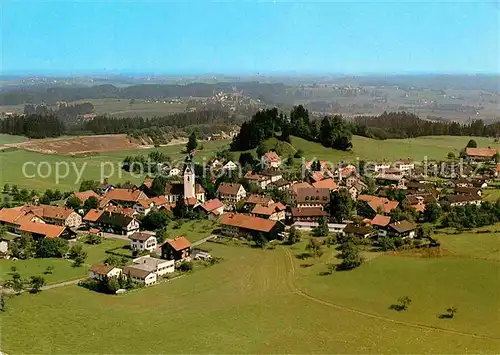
<box><xmin>343</xmin><ymin>223</ymin><xmax>372</xmax><ymax>238</ymax></box>
<box><xmin>367</xmin><ymin>161</ymin><xmax>391</xmax><ymax>173</ymax></box>
<box><xmin>123</xmin><ymin>266</ymin><xmax>157</xmax><ymax>286</ymax></box>
<box><xmin>266</xmin><ymin>178</ymin><xmax>291</xmax><ymax>191</ymax></box>
<box><xmin>292</xmin><ymin>221</ymin><xmax>346</xmax><ymax>234</ymax></box>
<box><xmin>312</xmin><ymin>178</ymin><xmax>339</xmax><ymax>191</ymax></box>
<box><xmin>20</xmin><ymin>221</ymin><xmax>76</xmax><ymax>240</ymax></box>
<box><xmin>244</xmin><ymin>195</ymin><xmax>274</xmax><ymax>209</ymax></box>
<box><xmin>133</xmin><ymin>199</ymin><xmax>154</xmax><ymax>216</ymax></box>
<box><xmin>445</xmin><ymin>194</ymin><xmax>482</xmax><ymax>207</ymax></box>
<box><xmin>251</xmin><ymin>202</ymin><xmax>286</xmax><ymax>221</ymax></box>
<box><xmin>73</xmin><ymin>190</ymin><xmax>100</xmax><ymax>204</ymax></box>
<box><xmin>394</xmin><ymin>159</ymin><xmax>415</xmax><ymax>172</ymax></box>
<box><xmin>161</xmin><ymin>236</ymin><xmax>191</xmax><ymax>262</ymax></box>
<box><xmin>132</xmin><ymin>255</ymin><xmax>175</xmax><ymax>277</ymax></box>
<box><xmin>21</xmin><ymin>205</ymin><xmax>82</xmax><ymax>228</ymax></box>
<box><xmin>129</xmin><ymin>232</ymin><xmax>157</xmax><ymax>252</ymax></box>
<box><xmin>216</xmin><ymin>183</ymin><xmax>247</xmax><ymax>209</ymax></box>
<box><xmin>291</xmin><ymin>207</ymin><xmax>327</xmax><ymax>223</ymax></box>
<box><xmin>198</xmin><ymin>199</ymin><xmax>225</xmax><ymax>219</ymax></box>
<box><xmin>388</xmin><ymin>220</ymin><xmax>416</xmax><ymax>239</ymax></box>
<box><xmin>310</xmin><ymin>171</ymin><xmax>325</xmax><ymax>184</ymax></box>
<box><xmin>104</xmin><ymin>188</ymin><xmax>149</xmax><ymax>207</ymax></box>
<box><xmin>454</xmin><ymin>186</ymin><xmax>482</xmax><ymax>197</ymax></box>
<box><xmin>222</xmin><ymin>161</ymin><xmax>239</xmax><ymax>172</ymax></box>
<box><xmin>148</xmin><ymin>196</ymin><xmax>170</xmax><ymax>211</ymax></box>
<box><xmin>220</xmin><ymin>213</ymin><xmax>283</xmax><ymax>240</ymax></box>
<box><xmin>375</xmin><ymin>173</ymin><xmax>407</xmax><ymax>188</ymax></box>
<box><xmin>295</xmin><ymin>188</ymin><xmax>330</xmax><ymax>209</ymax></box>
<box><xmin>403</xmin><ymin>194</ymin><xmax>436</xmax><ymax>213</ymax></box>
<box><xmin>244</xmin><ymin>172</ymin><xmax>272</xmax><ymax>189</ymax></box>
<box><xmin>357</xmin><ymin>195</ymin><xmax>399</xmax><ymax>215</ymax></box>
<box><xmin>0</xmin><ymin>206</ymin><xmax>45</xmax><ymax>233</ymax></box>
<box><xmin>370</xmin><ymin>214</ymin><xmax>391</xmax><ymax>236</ymax></box>
<box><xmin>88</xmin><ymin>264</ymin><xmax>122</xmax><ymax>281</ymax></box>
<box><xmin>262</xmin><ymin>151</ymin><xmax>281</xmax><ymax>168</ymax></box>
<box><xmin>86</xmin><ymin>210</ymin><xmax>140</xmax><ymax>235</ymax></box>
<box><xmin>465</xmin><ymin>147</ymin><xmax>498</xmax><ymax>161</ymax></box>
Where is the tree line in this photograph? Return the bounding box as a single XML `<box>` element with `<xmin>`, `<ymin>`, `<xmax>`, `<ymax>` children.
<box><xmin>350</xmin><ymin>111</ymin><xmax>500</xmax><ymax>140</ymax></box>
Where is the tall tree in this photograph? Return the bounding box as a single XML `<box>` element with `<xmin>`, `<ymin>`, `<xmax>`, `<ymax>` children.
<box><xmin>186</xmin><ymin>132</ymin><xmax>198</xmax><ymax>152</ymax></box>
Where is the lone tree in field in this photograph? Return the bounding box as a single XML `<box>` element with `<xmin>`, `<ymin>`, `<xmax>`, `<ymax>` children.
<box><xmin>287</xmin><ymin>226</ymin><xmax>301</xmax><ymax>245</ymax></box>
<box><xmin>466</xmin><ymin>139</ymin><xmax>477</xmax><ymax>148</ymax></box>
<box><xmin>398</xmin><ymin>296</ymin><xmax>412</xmax><ymax>311</ymax></box>
<box><xmin>29</xmin><ymin>276</ymin><xmax>45</xmax><ymax>293</ymax></box>
<box><xmin>306</xmin><ymin>239</ymin><xmax>323</xmax><ymax>258</ymax></box>
<box><xmin>186</xmin><ymin>132</ymin><xmax>198</xmax><ymax>152</ymax></box>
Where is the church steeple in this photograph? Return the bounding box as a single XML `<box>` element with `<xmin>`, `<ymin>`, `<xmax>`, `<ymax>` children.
<box><xmin>183</xmin><ymin>161</ymin><xmax>195</xmax><ymax>200</ymax></box>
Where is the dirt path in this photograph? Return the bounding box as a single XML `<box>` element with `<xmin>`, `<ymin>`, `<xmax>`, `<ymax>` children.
<box><xmin>281</xmin><ymin>247</ymin><xmax>500</xmax><ymax>341</ymax></box>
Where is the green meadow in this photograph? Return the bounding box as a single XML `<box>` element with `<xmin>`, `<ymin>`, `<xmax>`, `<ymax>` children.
<box><xmin>1</xmin><ymin>233</ymin><xmax>499</xmax><ymax>354</ymax></box>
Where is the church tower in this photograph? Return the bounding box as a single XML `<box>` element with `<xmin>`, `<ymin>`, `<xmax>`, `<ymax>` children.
<box><xmin>183</xmin><ymin>163</ymin><xmax>195</xmax><ymax>200</ymax></box>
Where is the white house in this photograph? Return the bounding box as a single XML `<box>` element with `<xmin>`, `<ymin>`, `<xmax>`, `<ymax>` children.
<box><xmin>394</xmin><ymin>159</ymin><xmax>415</xmax><ymax>172</ymax></box>
<box><xmin>123</xmin><ymin>266</ymin><xmax>157</xmax><ymax>286</ymax></box>
<box><xmin>88</xmin><ymin>264</ymin><xmax>122</xmax><ymax>281</ymax></box>
<box><xmin>132</xmin><ymin>256</ymin><xmax>175</xmax><ymax>277</ymax></box>
<box><xmin>262</xmin><ymin>151</ymin><xmax>281</xmax><ymax>168</ymax></box>
<box><xmin>128</xmin><ymin>232</ymin><xmax>157</xmax><ymax>252</ymax></box>
<box><xmin>133</xmin><ymin>199</ymin><xmax>154</xmax><ymax>216</ymax></box>
<box><xmin>222</xmin><ymin>161</ymin><xmax>238</xmax><ymax>172</ymax></box>
<box><xmin>216</xmin><ymin>183</ymin><xmax>247</xmax><ymax>208</ymax></box>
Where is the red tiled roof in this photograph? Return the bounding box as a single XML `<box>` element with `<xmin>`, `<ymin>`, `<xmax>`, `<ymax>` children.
<box><xmin>73</xmin><ymin>190</ymin><xmax>99</xmax><ymax>203</ymax></box>
<box><xmin>83</xmin><ymin>209</ymin><xmax>104</xmax><ymax>222</ymax></box>
<box><xmin>291</xmin><ymin>182</ymin><xmax>313</xmax><ymax>194</ymax></box>
<box><xmin>221</xmin><ymin>213</ymin><xmax>278</xmax><ymax>233</ymax></box>
<box><xmin>90</xmin><ymin>264</ymin><xmax>117</xmax><ymax>275</ymax></box>
<box><xmin>20</xmin><ymin>221</ymin><xmax>66</xmax><ymax>238</ymax></box>
<box><xmin>105</xmin><ymin>188</ymin><xmax>148</xmax><ymax>203</ymax></box>
<box><xmin>149</xmin><ymin>196</ymin><xmax>168</xmax><ymax>206</ymax></box>
<box><xmin>0</xmin><ymin>207</ymin><xmax>25</xmax><ymax>224</ymax></box>
<box><xmin>310</xmin><ymin>172</ymin><xmax>324</xmax><ymax>183</ymax></box>
<box><xmin>217</xmin><ymin>183</ymin><xmax>243</xmax><ymax>196</ymax></box>
<box><xmin>291</xmin><ymin>207</ymin><xmax>327</xmax><ymax>218</ymax></box>
<box><xmin>246</xmin><ymin>195</ymin><xmax>274</xmax><ymax>205</ymax></box>
<box><xmin>312</xmin><ymin>178</ymin><xmax>339</xmax><ymax>190</ymax></box>
<box><xmin>200</xmin><ymin>199</ymin><xmax>224</xmax><ymax>212</ymax></box>
<box><xmin>263</xmin><ymin>151</ymin><xmax>281</xmax><ymax>163</ymax></box>
<box><xmin>165</xmin><ymin>236</ymin><xmax>191</xmax><ymax>251</ymax></box>
<box><xmin>465</xmin><ymin>147</ymin><xmax>498</xmax><ymax>158</ymax></box>
<box><xmin>251</xmin><ymin>203</ymin><xmax>285</xmax><ymax>216</ymax></box>
<box><xmin>371</xmin><ymin>214</ymin><xmax>391</xmax><ymax>227</ymax></box>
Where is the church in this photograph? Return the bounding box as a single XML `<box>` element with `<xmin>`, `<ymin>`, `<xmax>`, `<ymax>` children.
<box><xmin>164</xmin><ymin>163</ymin><xmax>206</xmax><ymax>205</ymax></box>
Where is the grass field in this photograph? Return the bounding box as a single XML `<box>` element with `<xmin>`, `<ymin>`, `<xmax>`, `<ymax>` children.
<box><xmin>0</xmin><ymin>139</ymin><xmax>230</xmax><ymax>191</ymax></box>
<box><xmin>1</xmin><ymin>134</ymin><xmax>499</xmax><ymax>192</ymax></box>
<box><xmin>0</xmin><ymin>238</ymin><xmax>129</xmax><ymax>285</ymax></box>
<box><xmin>0</xmin><ymin>134</ymin><xmax>27</xmax><ymax>145</ymax></box>
<box><xmin>1</xmin><ymin>235</ymin><xmax>499</xmax><ymax>354</ymax></box>
<box><xmin>437</xmin><ymin>228</ymin><xmax>500</xmax><ymax>262</ymax></box>
<box><xmin>0</xmin><ymin>99</ymin><xmax>188</xmax><ymax>118</ymax></box>
<box><xmin>163</xmin><ymin>219</ymin><xmax>217</xmax><ymax>243</ymax></box>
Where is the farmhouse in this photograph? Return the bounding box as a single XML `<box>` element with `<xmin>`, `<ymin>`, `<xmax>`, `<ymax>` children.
<box><xmin>251</xmin><ymin>202</ymin><xmax>286</xmax><ymax>221</ymax></box>
<box><xmin>96</xmin><ymin>211</ymin><xmax>140</xmax><ymax>235</ymax></box>
<box><xmin>88</xmin><ymin>264</ymin><xmax>122</xmax><ymax>281</ymax></box>
<box><xmin>133</xmin><ymin>199</ymin><xmax>154</xmax><ymax>216</ymax></box>
<box><xmin>291</xmin><ymin>207</ymin><xmax>327</xmax><ymax>222</ymax></box>
<box><xmin>217</xmin><ymin>183</ymin><xmax>247</xmax><ymax>208</ymax></box>
<box><xmin>454</xmin><ymin>186</ymin><xmax>482</xmax><ymax>197</ymax></box>
<box><xmin>198</xmin><ymin>199</ymin><xmax>225</xmax><ymax>219</ymax></box>
<box><xmin>245</xmin><ymin>195</ymin><xmax>274</xmax><ymax>209</ymax></box>
<box><xmin>244</xmin><ymin>172</ymin><xmax>272</xmax><ymax>189</ymax></box>
<box><xmin>19</xmin><ymin>221</ymin><xmax>75</xmax><ymax>240</ymax></box>
<box><xmin>445</xmin><ymin>194</ymin><xmax>482</xmax><ymax>207</ymax></box>
<box><xmin>220</xmin><ymin>213</ymin><xmax>283</xmax><ymax>240</ymax></box>
<box><xmin>262</xmin><ymin>151</ymin><xmax>281</xmax><ymax>168</ymax></box>
<box><xmin>403</xmin><ymin>194</ymin><xmax>436</xmax><ymax>213</ymax></box>
<box><xmin>357</xmin><ymin>195</ymin><xmax>399</xmax><ymax>214</ymax></box>
<box><xmin>266</xmin><ymin>178</ymin><xmax>291</xmax><ymax>191</ymax></box>
<box><xmin>104</xmin><ymin>188</ymin><xmax>149</xmax><ymax>207</ymax></box>
<box><xmin>129</xmin><ymin>232</ymin><xmax>157</xmax><ymax>252</ymax></box>
<box><xmin>465</xmin><ymin>147</ymin><xmax>498</xmax><ymax>161</ymax></box>
<box><xmin>161</xmin><ymin>236</ymin><xmax>191</xmax><ymax>261</ymax></box>
<box><xmin>388</xmin><ymin>220</ymin><xmax>416</xmax><ymax>238</ymax></box>
<box><xmin>295</xmin><ymin>188</ymin><xmax>330</xmax><ymax>209</ymax></box>
<box><xmin>0</xmin><ymin>207</ymin><xmax>45</xmax><ymax>233</ymax></box>
<box><xmin>123</xmin><ymin>266</ymin><xmax>157</xmax><ymax>286</ymax></box>
<box><xmin>24</xmin><ymin>205</ymin><xmax>82</xmax><ymax>228</ymax></box>
<box><xmin>343</xmin><ymin>223</ymin><xmax>372</xmax><ymax>238</ymax></box>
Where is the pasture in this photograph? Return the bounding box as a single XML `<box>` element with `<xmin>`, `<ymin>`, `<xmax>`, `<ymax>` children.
<box><xmin>0</xmin><ymin>134</ymin><xmax>27</xmax><ymax>145</ymax></box>
<box><xmin>1</xmin><ymin>235</ymin><xmax>499</xmax><ymax>354</ymax></box>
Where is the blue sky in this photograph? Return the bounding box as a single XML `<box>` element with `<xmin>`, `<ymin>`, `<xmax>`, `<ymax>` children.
<box><xmin>1</xmin><ymin>1</ymin><xmax>499</xmax><ymax>75</ymax></box>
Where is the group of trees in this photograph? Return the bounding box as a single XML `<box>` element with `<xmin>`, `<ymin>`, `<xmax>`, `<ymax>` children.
<box><xmin>230</xmin><ymin>105</ymin><xmax>353</xmax><ymax>152</ymax></box>
<box><xmin>0</xmin><ymin>114</ymin><xmax>65</xmax><ymax>138</ymax></box>
<box><xmin>351</xmin><ymin>111</ymin><xmax>500</xmax><ymax>140</ymax></box>
<box><xmin>2</xmin><ymin>184</ymin><xmax>70</xmax><ymax>208</ymax></box>
<box><xmin>23</xmin><ymin>102</ymin><xmax>94</xmax><ymax>122</ymax></box>
<box><xmin>441</xmin><ymin>200</ymin><xmax>500</xmax><ymax>229</ymax></box>
<box><xmin>122</xmin><ymin>150</ymin><xmax>172</xmax><ymax>174</ymax></box>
